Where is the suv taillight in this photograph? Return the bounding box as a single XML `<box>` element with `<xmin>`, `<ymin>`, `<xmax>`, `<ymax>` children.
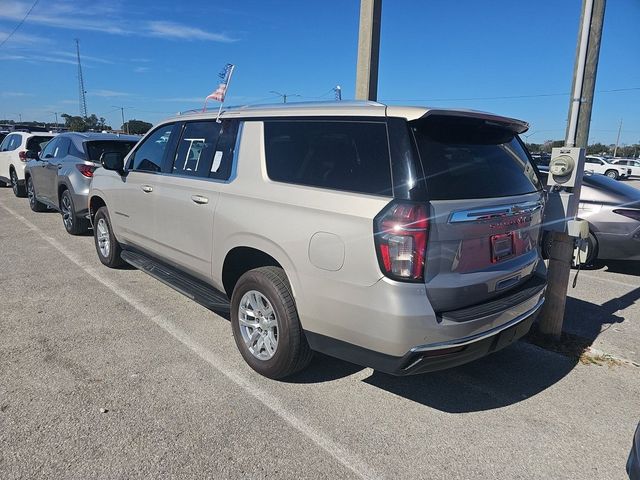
<box><xmin>374</xmin><ymin>201</ymin><xmax>429</xmax><ymax>281</ymax></box>
<box><xmin>18</xmin><ymin>151</ymin><xmax>27</xmax><ymax>162</ymax></box>
<box><xmin>76</xmin><ymin>164</ymin><xmax>95</xmax><ymax>177</ymax></box>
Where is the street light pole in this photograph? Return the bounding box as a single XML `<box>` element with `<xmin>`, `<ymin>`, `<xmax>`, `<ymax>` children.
<box><xmin>113</xmin><ymin>106</ymin><xmax>128</xmax><ymax>134</ymax></box>
<box><xmin>269</xmin><ymin>91</ymin><xmax>300</xmax><ymax>103</ymax></box>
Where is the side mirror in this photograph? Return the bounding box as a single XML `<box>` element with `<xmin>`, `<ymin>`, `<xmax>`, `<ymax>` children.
<box><xmin>26</xmin><ymin>150</ymin><xmax>40</xmax><ymax>160</ymax></box>
<box><xmin>100</xmin><ymin>151</ymin><xmax>125</xmax><ymax>175</ymax></box>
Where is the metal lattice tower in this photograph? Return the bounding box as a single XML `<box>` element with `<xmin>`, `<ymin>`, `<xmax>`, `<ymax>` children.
<box><xmin>75</xmin><ymin>39</ymin><xmax>88</xmax><ymax>119</ymax></box>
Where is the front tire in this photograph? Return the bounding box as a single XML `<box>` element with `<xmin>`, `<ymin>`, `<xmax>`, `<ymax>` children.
<box><xmin>60</xmin><ymin>189</ymin><xmax>89</xmax><ymax>235</ymax></box>
<box><xmin>605</xmin><ymin>169</ymin><xmax>619</xmax><ymax>180</ymax></box>
<box><xmin>93</xmin><ymin>206</ymin><xmax>124</xmax><ymax>268</ymax></box>
<box><xmin>10</xmin><ymin>169</ymin><xmax>26</xmax><ymax>197</ymax></box>
<box><xmin>231</xmin><ymin>266</ymin><xmax>313</xmax><ymax>379</ymax></box>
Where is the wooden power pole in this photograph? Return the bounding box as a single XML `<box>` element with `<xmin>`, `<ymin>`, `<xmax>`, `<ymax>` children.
<box><xmin>538</xmin><ymin>0</ymin><xmax>606</xmax><ymax>338</ymax></box>
<box><xmin>355</xmin><ymin>0</ymin><xmax>382</xmax><ymax>101</ymax></box>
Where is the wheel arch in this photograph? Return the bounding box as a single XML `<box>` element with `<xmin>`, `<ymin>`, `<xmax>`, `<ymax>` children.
<box><xmin>89</xmin><ymin>195</ymin><xmax>107</xmax><ymax>224</ymax></box>
<box><xmin>220</xmin><ymin>238</ymin><xmax>300</xmax><ymax>300</ymax></box>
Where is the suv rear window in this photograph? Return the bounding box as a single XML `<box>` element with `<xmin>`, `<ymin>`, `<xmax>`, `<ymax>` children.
<box><xmin>411</xmin><ymin>116</ymin><xmax>541</xmax><ymax>200</ymax></box>
<box><xmin>26</xmin><ymin>136</ymin><xmax>53</xmax><ymax>152</ymax></box>
<box><xmin>264</xmin><ymin>120</ymin><xmax>392</xmax><ymax>196</ymax></box>
<box><xmin>85</xmin><ymin>140</ymin><xmax>137</xmax><ymax>162</ymax></box>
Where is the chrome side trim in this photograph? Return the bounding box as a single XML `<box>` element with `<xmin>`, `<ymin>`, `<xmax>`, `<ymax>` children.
<box><xmin>449</xmin><ymin>201</ymin><xmax>543</xmax><ymax>223</ymax></box>
<box><xmin>410</xmin><ymin>297</ymin><xmax>545</xmax><ymax>353</ymax></box>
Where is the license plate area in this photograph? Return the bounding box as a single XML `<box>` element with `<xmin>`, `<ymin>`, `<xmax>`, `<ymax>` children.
<box><xmin>491</xmin><ymin>232</ymin><xmax>514</xmax><ymax>263</ymax></box>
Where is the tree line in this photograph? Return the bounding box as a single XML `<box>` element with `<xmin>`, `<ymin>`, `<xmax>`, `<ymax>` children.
<box><xmin>526</xmin><ymin>140</ymin><xmax>639</xmax><ymax>158</ymax></box>
<box><xmin>0</xmin><ymin>115</ymin><xmax>153</xmax><ymax>135</ymax></box>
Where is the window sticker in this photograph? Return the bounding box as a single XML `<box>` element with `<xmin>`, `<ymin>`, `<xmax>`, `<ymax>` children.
<box><xmin>211</xmin><ymin>151</ymin><xmax>223</xmax><ymax>173</ymax></box>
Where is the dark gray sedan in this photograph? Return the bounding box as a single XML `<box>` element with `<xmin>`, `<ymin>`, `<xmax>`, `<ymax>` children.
<box><xmin>24</xmin><ymin>132</ymin><xmax>139</xmax><ymax>234</ymax></box>
<box><xmin>541</xmin><ymin>170</ymin><xmax>640</xmax><ymax>264</ymax></box>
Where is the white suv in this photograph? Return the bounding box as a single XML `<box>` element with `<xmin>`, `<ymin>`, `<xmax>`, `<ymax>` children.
<box><xmin>584</xmin><ymin>155</ymin><xmax>631</xmax><ymax>180</ymax></box>
<box><xmin>89</xmin><ymin>101</ymin><xmax>547</xmax><ymax>379</ymax></box>
<box><xmin>0</xmin><ymin>130</ymin><xmax>56</xmax><ymax>196</ymax></box>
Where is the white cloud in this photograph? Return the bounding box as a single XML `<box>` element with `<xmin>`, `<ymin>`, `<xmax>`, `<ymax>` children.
<box><xmin>162</xmin><ymin>97</ymin><xmax>205</xmax><ymax>103</ymax></box>
<box><xmin>1</xmin><ymin>92</ymin><xmax>35</xmax><ymax>97</ymax></box>
<box><xmin>133</xmin><ymin>66</ymin><xmax>149</xmax><ymax>74</ymax></box>
<box><xmin>90</xmin><ymin>89</ymin><xmax>133</xmax><ymax>98</ymax></box>
<box><xmin>146</xmin><ymin>21</ymin><xmax>236</xmax><ymax>42</ymax></box>
<box><xmin>0</xmin><ymin>1</ymin><xmax>237</xmax><ymax>42</ymax></box>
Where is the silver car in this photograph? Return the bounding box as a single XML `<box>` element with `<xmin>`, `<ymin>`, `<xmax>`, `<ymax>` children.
<box><xmin>88</xmin><ymin>101</ymin><xmax>547</xmax><ymax>379</ymax></box>
<box><xmin>24</xmin><ymin>132</ymin><xmax>139</xmax><ymax>234</ymax></box>
<box><xmin>540</xmin><ymin>169</ymin><xmax>640</xmax><ymax>264</ymax></box>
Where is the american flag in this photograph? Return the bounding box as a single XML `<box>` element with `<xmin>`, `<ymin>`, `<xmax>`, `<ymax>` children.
<box><xmin>206</xmin><ymin>63</ymin><xmax>235</xmax><ymax>102</ymax></box>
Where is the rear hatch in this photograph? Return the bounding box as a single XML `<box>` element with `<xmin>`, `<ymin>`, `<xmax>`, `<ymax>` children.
<box><xmin>410</xmin><ymin>114</ymin><xmax>545</xmax><ymax>312</ymax></box>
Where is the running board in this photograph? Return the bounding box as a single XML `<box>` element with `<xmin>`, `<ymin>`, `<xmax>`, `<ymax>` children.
<box><xmin>120</xmin><ymin>250</ymin><xmax>230</xmax><ymax>314</ymax></box>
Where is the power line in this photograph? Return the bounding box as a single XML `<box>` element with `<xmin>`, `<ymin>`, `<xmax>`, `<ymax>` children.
<box><xmin>0</xmin><ymin>0</ymin><xmax>40</xmax><ymax>49</ymax></box>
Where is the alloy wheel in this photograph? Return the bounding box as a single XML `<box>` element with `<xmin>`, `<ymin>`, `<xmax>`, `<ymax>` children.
<box><xmin>61</xmin><ymin>193</ymin><xmax>73</xmax><ymax>230</ymax></box>
<box><xmin>96</xmin><ymin>218</ymin><xmax>111</xmax><ymax>258</ymax></box>
<box><xmin>238</xmin><ymin>290</ymin><xmax>279</xmax><ymax>361</ymax></box>
<box><xmin>27</xmin><ymin>179</ymin><xmax>35</xmax><ymax>208</ymax></box>
<box><xmin>10</xmin><ymin>171</ymin><xmax>18</xmax><ymax>195</ymax></box>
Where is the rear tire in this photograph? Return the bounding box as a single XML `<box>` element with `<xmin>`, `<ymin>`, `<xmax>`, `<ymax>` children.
<box><xmin>26</xmin><ymin>177</ymin><xmax>47</xmax><ymax>212</ymax></box>
<box><xmin>605</xmin><ymin>169</ymin><xmax>619</xmax><ymax>180</ymax></box>
<box><xmin>10</xmin><ymin>169</ymin><xmax>26</xmax><ymax>197</ymax></box>
<box><xmin>93</xmin><ymin>206</ymin><xmax>125</xmax><ymax>268</ymax></box>
<box><xmin>60</xmin><ymin>189</ymin><xmax>89</xmax><ymax>235</ymax></box>
<box><xmin>231</xmin><ymin>266</ymin><xmax>313</xmax><ymax>379</ymax></box>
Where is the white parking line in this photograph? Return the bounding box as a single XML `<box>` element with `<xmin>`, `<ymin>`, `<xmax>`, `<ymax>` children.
<box><xmin>0</xmin><ymin>203</ymin><xmax>379</xmax><ymax>480</ymax></box>
<box><xmin>575</xmin><ymin>272</ymin><xmax>640</xmax><ymax>290</ymax></box>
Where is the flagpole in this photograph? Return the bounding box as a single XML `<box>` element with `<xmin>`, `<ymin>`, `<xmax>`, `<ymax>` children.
<box><xmin>216</xmin><ymin>64</ymin><xmax>235</xmax><ymax>123</ymax></box>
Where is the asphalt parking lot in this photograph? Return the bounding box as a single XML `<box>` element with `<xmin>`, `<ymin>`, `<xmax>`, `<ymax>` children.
<box><xmin>1</xmin><ymin>186</ymin><xmax>639</xmax><ymax>479</ymax></box>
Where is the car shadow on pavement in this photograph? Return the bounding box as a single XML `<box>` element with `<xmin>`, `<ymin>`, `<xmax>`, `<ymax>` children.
<box><xmin>285</xmin><ymin>287</ymin><xmax>640</xmax><ymax>412</ymax></box>
<box><xmin>361</xmin><ymin>341</ymin><xmax>576</xmax><ymax>413</ymax></box>
<box><xmin>598</xmin><ymin>260</ymin><xmax>640</xmax><ymax>276</ymax></box>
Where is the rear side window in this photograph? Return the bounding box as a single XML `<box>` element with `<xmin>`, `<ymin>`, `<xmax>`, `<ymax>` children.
<box><xmin>171</xmin><ymin>121</ymin><xmax>222</xmax><ymax>178</ymax></box>
<box><xmin>2</xmin><ymin>134</ymin><xmax>21</xmax><ymax>151</ymax></box>
<box><xmin>264</xmin><ymin>120</ymin><xmax>392</xmax><ymax>196</ymax></box>
<box><xmin>26</xmin><ymin>136</ymin><xmax>52</xmax><ymax>152</ymax></box>
<box><xmin>85</xmin><ymin>140</ymin><xmax>137</xmax><ymax>162</ymax></box>
<box><xmin>411</xmin><ymin>116</ymin><xmax>541</xmax><ymax>200</ymax></box>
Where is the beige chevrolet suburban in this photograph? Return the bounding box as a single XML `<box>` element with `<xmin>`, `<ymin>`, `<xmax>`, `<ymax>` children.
<box><xmin>89</xmin><ymin>101</ymin><xmax>547</xmax><ymax>379</ymax></box>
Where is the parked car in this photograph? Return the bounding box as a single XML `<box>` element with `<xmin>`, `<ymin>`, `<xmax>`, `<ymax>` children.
<box><xmin>539</xmin><ymin>168</ymin><xmax>640</xmax><ymax>264</ymax></box>
<box><xmin>0</xmin><ymin>130</ymin><xmax>56</xmax><ymax>196</ymax></box>
<box><xmin>584</xmin><ymin>155</ymin><xmax>630</xmax><ymax>179</ymax></box>
<box><xmin>88</xmin><ymin>101</ymin><xmax>547</xmax><ymax>379</ymax></box>
<box><xmin>612</xmin><ymin>158</ymin><xmax>640</xmax><ymax>177</ymax></box>
<box><xmin>24</xmin><ymin>132</ymin><xmax>139</xmax><ymax>234</ymax></box>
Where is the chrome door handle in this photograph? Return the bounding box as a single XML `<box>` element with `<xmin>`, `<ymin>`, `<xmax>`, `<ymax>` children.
<box><xmin>191</xmin><ymin>195</ymin><xmax>209</xmax><ymax>205</ymax></box>
<box><xmin>141</xmin><ymin>185</ymin><xmax>153</xmax><ymax>193</ymax></box>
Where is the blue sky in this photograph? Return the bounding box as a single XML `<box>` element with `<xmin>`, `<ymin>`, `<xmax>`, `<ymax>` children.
<box><xmin>0</xmin><ymin>0</ymin><xmax>638</xmax><ymax>145</ymax></box>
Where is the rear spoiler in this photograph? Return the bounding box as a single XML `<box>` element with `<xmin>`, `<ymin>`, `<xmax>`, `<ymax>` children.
<box><xmin>418</xmin><ymin>109</ymin><xmax>529</xmax><ymax>134</ymax></box>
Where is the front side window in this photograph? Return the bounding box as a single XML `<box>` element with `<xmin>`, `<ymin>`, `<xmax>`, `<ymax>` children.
<box><xmin>411</xmin><ymin>115</ymin><xmax>542</xmax><ymax>200</ymax></box>
<box><xmin>264</xmin><ymin>120</ymin><xmax>392</xmax><ymax>196</ymax></box>
<box><xmin>129</xmin><ymin>124</ymin><xmax>176</xmax><ymax>173</ymax></box>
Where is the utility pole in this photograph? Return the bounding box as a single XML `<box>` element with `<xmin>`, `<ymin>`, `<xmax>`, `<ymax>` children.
<box><xmin>113</xmin><ymin>106</ymin><xmax>128</xmax><ymax>134</ymax></box>
<box><xmin>269</xmin><ymin>91</ymin><xmax>300</xmax><ymax>103</ymax></box>
<box><xmin>613</xmin><ymin>119</ymin><xmax>623</xmax><ymax>157</ymax></box>
<box><xmin>355</xmin><ymin>0</ymin><xmax>382</xmax><ymax>101</ymax></box>
<box><xmin>334</xmin><ymin>85</ymin><xmax>342</xmax><ymax>101</ymax></box>
<box><xmin>538</xmin><ymin>0</ymin><xmax>606</xmax><ymax>339</ymax></box>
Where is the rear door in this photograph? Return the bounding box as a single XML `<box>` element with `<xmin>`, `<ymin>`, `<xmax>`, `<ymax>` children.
<box><xmin>410</xmin><ymin>114</ymin><xmax>544</xmax><ymax>312</ymax></box>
